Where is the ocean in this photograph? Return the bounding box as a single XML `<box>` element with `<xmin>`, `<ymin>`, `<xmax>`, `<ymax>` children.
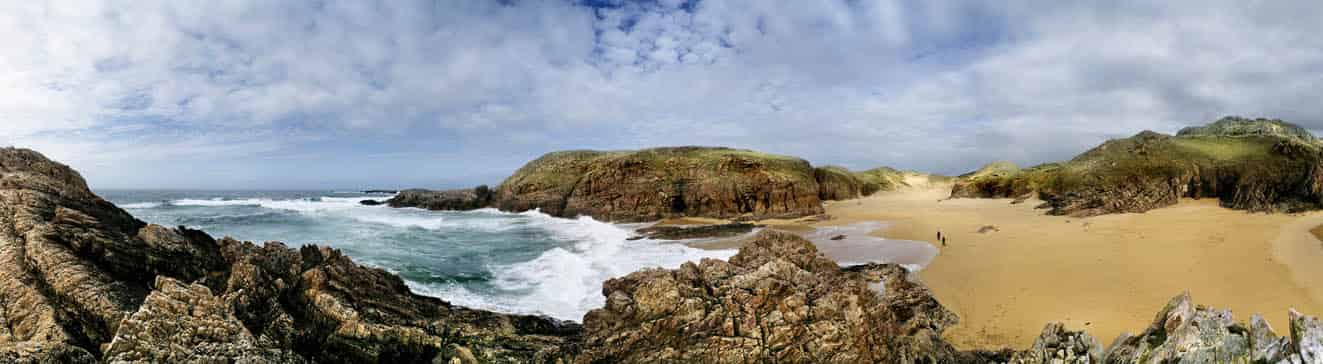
<box><xmin>97</xmin><ymin>190</ymin><xmax>936</xmax><ymax>321</ymax></box>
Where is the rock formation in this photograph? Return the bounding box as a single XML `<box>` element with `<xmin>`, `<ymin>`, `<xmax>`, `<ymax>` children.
<box><xmin>1100</xmin><ymin>292</ymin><xmax>1323</xmax><ymax>363</ymax></box>
<box><xmin>493</xmin><ymin>147</ymin><xmax>826</xmax><ymax>222</ymax></box>
<box><xmin>951</xmin><ymin>117</ymin><xmax>1323</xmax><ymax>217</ymax></box>
<box><xmin>630</xmin><ymin>222</ymin><xmax>758</xmax><ymax>240</ymax></box>
<box><xmin>0</xmin><ymin>147</ymin><xmax>578</xmax><ymax>363</ymax></box>
<box><xmin>2</xmin><ymin>146</ymin><xmax>1321</xmax><ymax>363</ymax></box>
<box><xmin>576</xmin><ymin>230</ymin><xmax>972</xmax><ymax>363</ymax></box>
<box><xmin>815</xmin><ymin>166</ymin><xmax>912</xmax><ymax>201</ymax></box>
<box><xmin>387</xmin><ymin>185</ymin><xmax>493</xmax><ymax>211</ymax></box>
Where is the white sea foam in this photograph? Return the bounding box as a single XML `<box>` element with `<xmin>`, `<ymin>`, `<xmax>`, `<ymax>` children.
<box><xmin>171</xmin><ymin>196</ymin><xmax>445</xmax><ymax>229</ymax></box>
<box><xmin>120</xmin><ymin>202</ymin><xmax>163</xmax><ymax>209</ymax></box>
<box><xmin>474</xmin><ymin>212</ymin><xmax>736</xmax><ymax>320</ymax></box>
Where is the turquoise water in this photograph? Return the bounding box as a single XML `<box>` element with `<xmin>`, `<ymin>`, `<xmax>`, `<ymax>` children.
<box><xmin>97</xmin><ymin>190</ymin><xmax>736</xmax><ymax>321</ymax></box>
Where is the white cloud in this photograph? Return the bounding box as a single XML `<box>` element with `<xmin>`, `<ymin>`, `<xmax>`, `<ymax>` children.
<box><xmin>2</xmin><ymin>0</ymin><xmax>1322</xmax><ymax>188</ymax></box>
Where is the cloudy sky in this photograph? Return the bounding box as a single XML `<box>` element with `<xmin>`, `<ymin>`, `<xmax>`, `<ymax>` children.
<box><xmin>4</xmin><ymin>1</ymin><xmax>1322</xmax><ymax>189</ymax></box>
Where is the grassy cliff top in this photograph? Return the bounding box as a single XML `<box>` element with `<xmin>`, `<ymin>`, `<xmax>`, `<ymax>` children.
<box><xmin>499</xmin><ymin>146</ymin><xmax>817</xmax><ymax>190</ymax></box>
<box><xmin>1177</xmin><ymin>116</ymin><xmax>1317</xmax><ymax>143</ymax></box>
<box><xmin>952</xmin><ymin>116</ymin><xmax>1323</xmax><ymax>214</ymax></box>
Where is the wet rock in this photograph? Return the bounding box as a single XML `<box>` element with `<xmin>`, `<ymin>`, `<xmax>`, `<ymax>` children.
<box><xmin>387</xmin><ymin>185</ymin><xmax>493</xmax><ymax>211</ymax></box>
<box><xmin>359</xmin><ymin>199</ymin><xmax>383</xmax><ymax>206</ymax></box>
<box><xmin>632</xmin><ymin>222</ymin><xmax>758</xmax><ymax>240</ymax></box>
<box><xmin>978</xmin><ymin>225</ymin><xmax>1000</xmax><ymax>234</ymax></box>
<box><xmin>830</xmin><ymin>234</ymin><xmax>847</xmax><ymax>240</ymax></box>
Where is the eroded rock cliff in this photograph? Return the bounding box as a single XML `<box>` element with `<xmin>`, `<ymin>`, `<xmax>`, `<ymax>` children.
<box><xmin>493</xmin><ymin>147</ymin><xmax>826</xmax><ymax>222</ymax></box>
<box><xmin>951</xmin><ymin>117</ymin><xmax>1323</xmax><ymax>217</ymax></box>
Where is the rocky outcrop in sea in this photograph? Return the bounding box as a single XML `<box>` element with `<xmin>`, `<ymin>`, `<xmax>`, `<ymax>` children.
<box><xmin>387</xmin><ymin>185</ymin><xmax>493</xmax><ymax>211</ymax></box>
<box><xmin>1</xmin><ymin>146</ymin><xmax>1319</xmax><ymax>363</ymax></box>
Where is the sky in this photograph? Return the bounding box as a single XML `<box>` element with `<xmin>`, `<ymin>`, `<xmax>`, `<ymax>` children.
<box><xmin>3</xmin><ymin>1</ymin><xmax>1323</xmax><ymax>190</ymax></box>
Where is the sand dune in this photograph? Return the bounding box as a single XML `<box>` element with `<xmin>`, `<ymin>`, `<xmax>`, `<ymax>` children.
<box><xmin>811</xmin><ymin>181</ymin><xmax>1323</xmax><ymax>349</ymax></box>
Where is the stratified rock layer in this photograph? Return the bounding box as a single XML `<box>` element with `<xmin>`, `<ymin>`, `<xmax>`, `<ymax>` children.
<box><xmin>494</xmin><ymin>147</ymin><xmax>825</xmax><ymax>222</ymax></box>
<box><xmin>576</xmin><ymin>230</ymin><xmax>970</xmax><ymax>363</ymax></box>
<box><xmin>0</xmin><ymin>147</ymin><xmax>579</xmax><ymax>363</ymax></box>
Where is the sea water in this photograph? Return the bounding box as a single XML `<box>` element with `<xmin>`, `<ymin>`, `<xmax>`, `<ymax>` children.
<box><xmin>99</xmin><ymin>190</ymin><xmax>736</xmax><ymax>321</ymax></box>
<box><xmin>98</xmin><ymin>190</ymin><xmax>936</xmax><ymax>321</ymax></box>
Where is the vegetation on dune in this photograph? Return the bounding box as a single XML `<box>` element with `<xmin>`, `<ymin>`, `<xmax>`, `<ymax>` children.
<box><xmin>815</xmin><ymin>165</ymin><xmax>914</xmax><ymax>200</ymax></box>
<box><xmin>952</xmin><ymin>117</ymin><xmax>1323</xmax><ymax>216</ymax></box>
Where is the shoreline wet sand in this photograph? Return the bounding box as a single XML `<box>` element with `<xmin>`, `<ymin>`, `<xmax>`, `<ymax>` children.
<box><xmin>687</xmin><ymin>177</ymin><xmax>1323</xmax><ymax>350</ymax></box>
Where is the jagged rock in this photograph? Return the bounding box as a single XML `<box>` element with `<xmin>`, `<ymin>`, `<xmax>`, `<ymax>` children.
<box><xmin>1004</xmin><ymin>323</ymin><xmax>1101</xmax><ymax>363</ymax></box>
<box><xmin>951</xmin><ymin>117</ymin><xmax>1323</xmax><ymax>217</ymax></box>
<box><xmin>359</xmin><ymin>199</ymin><xmax>383</xmax><ymax>206</ymax></box>
<box><xmin>631</xmin><ymin>222</ymin><xmax>758</xmax><ymax>240</ymax></box>
<box><xmin>102</xmin><ymin>276</ymin><xmax>305</xmax><ymax>363</ymax></box>
<box><xmin>576</xmin><ymin>230</ymin><xmax>970</xmax><ymax>363</ymax></box>
<box><xmin>1292</xmin><ymin>309</ymin><xmax>1323</xmax><ymax>363</ymax></box>
<box><xmin>493</xmin><ymin>147</ymin><xmax>826</xmax><ymax>222</ymax></box>
<box><xmin>1250</xmin><ymin>314</ymin><xmax>1292</xmax><ymax>363</ymax></box>
<box><xmin>1101</xmin><ymin>293</ymin><xmax>1257</xmax><ymax>363</ymax></box>
<box><xmin>0</xmin><ymin>148</ymin><xmax>579</xmax><ymax>363</ymax></box>
<box><xmin>387</xmin><ymin>185</ymin><xmax>493</xmax><ymax>211</ymax></box>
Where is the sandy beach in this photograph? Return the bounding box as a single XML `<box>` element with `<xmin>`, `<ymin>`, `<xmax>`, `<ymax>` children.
<box><xmin>798</xmin><ymin>176</ymin><xmax>1323</xmax><ymax>349</ymax></box>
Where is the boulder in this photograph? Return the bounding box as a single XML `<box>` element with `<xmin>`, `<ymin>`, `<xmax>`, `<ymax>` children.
<box><xmin>576</xmin><ymin>230</ymin><xmax>969</xmax><ymax>363</ymax></box>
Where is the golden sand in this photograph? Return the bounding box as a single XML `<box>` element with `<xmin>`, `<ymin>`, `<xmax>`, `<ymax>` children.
<box><xmin>806</xmin><ymin>177</ymin><xmax>1323</xmax><ymax>349</ymax></box>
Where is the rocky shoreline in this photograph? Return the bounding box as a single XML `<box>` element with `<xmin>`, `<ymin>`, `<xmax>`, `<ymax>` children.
<box><xmin>2</xmin><ymin>144</ymin><xmax>1321</xmax><ymax>363</ymax></box>
<box><xmin>386</xmin><ymin>146</ymin><xmax>914</xmax><ymax>222</ymax></box>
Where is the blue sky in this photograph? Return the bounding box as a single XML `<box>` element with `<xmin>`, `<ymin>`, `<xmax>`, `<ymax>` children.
<box><xmin>4</xmin><ymin>1</ymin><xmax>1323</xmax><ymax>189</ymax></box>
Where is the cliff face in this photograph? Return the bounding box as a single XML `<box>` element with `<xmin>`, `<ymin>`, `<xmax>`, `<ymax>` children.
<box><xmin>493</xmin><ymin>147</ymin><xmax>826</xmax><ymax>222</ymax></box>
<box><xmin>951</xmin><ymin>117</ymin><xmax>1323</xmax><ymax>217</ymax></box>
<box><xmin>0</xmin><ymin>147</ymin><xmax>579</xmax><ymax>363</ymax></box>
<box><xmin>814</xmin><ymin>166</ymin><xmax>910</xmax><ymax>201</ymax></box>
<box><xmin>4</xmin><ymin>146</ymin><xmax>1321</xmax><ymax>363</ymax></box>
